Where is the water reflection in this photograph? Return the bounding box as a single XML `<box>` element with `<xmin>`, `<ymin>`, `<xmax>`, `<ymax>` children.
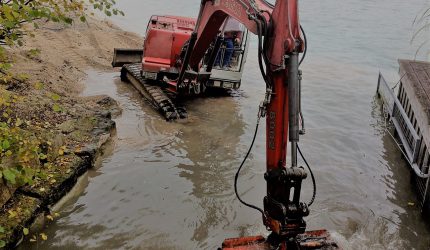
<box><xmin>175</xmin><ymin>96</ymin><xmax>246</xmax><ymax>243</ymax></box>
<box><xmin>370</xmin><ymin>96</ymin><xmax>430</xmax><ymax>249</ymax></box>
<box><xmin>19</xmin><ymin>70</ymin><xmax>256</xmax><ymax>249</ymax></box>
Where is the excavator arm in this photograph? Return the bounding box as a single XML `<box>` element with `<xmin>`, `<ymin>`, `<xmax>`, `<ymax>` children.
<box><xmin>177</xmin><ymin>1</ymin><xmax>337</xmax><ymax>249</ymax></box>
<box><xmin>188</xmin><ymin>0</ymin><xmax>302</xmax><ymax>68</ymax></box>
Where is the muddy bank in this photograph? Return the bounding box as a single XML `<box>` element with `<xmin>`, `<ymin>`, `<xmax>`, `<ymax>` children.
<box><xmin>0</xmin><ymin>17</ymin><xmax>142</xmax><ymax>248</ymax></box>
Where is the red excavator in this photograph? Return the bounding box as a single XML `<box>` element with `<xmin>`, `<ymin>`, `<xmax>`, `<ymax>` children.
<box><xmin>113</xmin><ymin>15</ymin><xmax>251</xmax><ymax>120</ymax></box>
<box><xmin>113</xmin><ymin>0</ymin><xmax>339</xmax><ymax>249</ymax></box>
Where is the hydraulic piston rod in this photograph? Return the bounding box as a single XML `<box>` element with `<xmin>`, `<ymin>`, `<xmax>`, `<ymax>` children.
<box><xmin>288</xmin><ymin>52</ymin><xmax>300</xmax><ymax>167</ymax></box>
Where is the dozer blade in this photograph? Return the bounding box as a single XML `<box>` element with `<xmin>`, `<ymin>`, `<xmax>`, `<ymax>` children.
<box><xmin>112</xmin><ymin>48</ymin><xmax>143</xmax><ymax>67</ymax></box>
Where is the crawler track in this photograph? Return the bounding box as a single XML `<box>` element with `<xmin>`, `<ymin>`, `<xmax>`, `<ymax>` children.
<box><xmin>121</xmin><ymin>63</ymin><xmax>186</xmax><ymax>121</ymax></box>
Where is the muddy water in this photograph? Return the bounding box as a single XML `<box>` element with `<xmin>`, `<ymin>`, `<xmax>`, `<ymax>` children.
<box><xmin>25</xmin><ymin>0</ymin><xmax>430</xmax><ymax>249</ymax></box>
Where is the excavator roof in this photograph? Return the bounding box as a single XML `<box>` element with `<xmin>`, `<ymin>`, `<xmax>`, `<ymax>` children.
<box><xmin>149</xmin><ymin>15</ymin><xmax>196</xmax><ymax>32</ymax></box>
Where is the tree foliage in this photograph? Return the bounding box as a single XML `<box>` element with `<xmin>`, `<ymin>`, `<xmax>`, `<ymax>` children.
<box><xmin>0</xmin><ymin>0</ymin><xmax>123</xmax><ymax>77</ymax></box>
<box><xmin>0</xmin><ymin>0</ymin><xmax>123</xmax><ymax>46</ymax></box>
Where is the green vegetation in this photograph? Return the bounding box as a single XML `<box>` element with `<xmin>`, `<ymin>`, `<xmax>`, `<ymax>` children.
<box><xmin>0</xmin><ymin>1</ymin><xmax>122</xmax><ymax>188</ymax></box>
<box><xmin>0</xmin><ymin>0</ymin><xmax>123</xmax><ymax>45</ymax></box>
<box><xmin>0</xmin><ymin>91</ymin><xmax>45</xmax><ymax>187</ymax></box>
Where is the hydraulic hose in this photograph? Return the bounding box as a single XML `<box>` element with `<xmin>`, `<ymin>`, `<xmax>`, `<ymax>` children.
<box><xmin>297</xmin><ymin>145</ymin><xmax>316</xmax><ymax>207</ymax></box>
<box><xmin>299</xmin><ymin>25</ymin><xmax>307</xmax><ymax>65</ymax></box>
<box><xmin>234</xmin><ymin>115</ymin><xmax>265</xmax><ymax>218</ymax></box>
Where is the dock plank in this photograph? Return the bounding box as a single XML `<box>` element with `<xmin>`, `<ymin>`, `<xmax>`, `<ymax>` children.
<box><xmin>399</xmin><ymin>59</ymin><xmax>430</xmax><ymax>128</ymax></box>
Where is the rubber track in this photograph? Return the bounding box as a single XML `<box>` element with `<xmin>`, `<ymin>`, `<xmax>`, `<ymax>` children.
<box><xmin>122</xmin><ymin>63</ymin><xmax>186</xmax><ymax>121</ymax></box>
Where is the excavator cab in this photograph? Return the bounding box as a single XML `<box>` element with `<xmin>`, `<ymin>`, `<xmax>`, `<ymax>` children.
<box><xmin>204</xmin><ymin>17</ymin><xmax>250</xmax><ymax>90</ymax></box>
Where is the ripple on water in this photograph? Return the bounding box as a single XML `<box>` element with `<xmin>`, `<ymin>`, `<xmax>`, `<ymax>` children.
<box><xmin>19</xmin><ymin>0</ymin><xmax>430</xmax><ymax>249</ymax></box>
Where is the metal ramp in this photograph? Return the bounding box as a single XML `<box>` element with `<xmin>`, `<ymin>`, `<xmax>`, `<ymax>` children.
<box><xmin>378</xmin><ymin>67</ymin><xmax>430</xmax><ymax>213</ymax></box>
<box><xmin>377</xmin><ymin>73</ymin><xmax>421</xmax><ymax>163</ymax></box>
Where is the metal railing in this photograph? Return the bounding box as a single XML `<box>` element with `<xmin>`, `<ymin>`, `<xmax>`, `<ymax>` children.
<box><xmin>203</xmin><ymin>30</ymin><xmax>249</xmax><ymax>73</ymax></box>
<box><xmin>377</xmin><ymin>73</ymin><xmax>422</xmax><ymax>166</ymax></box>
<box><xmin>415</xmin><ymin>175</ymin><xmax>428</xmax><ymax>206</ymax></box>
<box><xmin>206</xmin><ymin>46</ymin><xmax>245</xmax><ymax>72</ymax></box>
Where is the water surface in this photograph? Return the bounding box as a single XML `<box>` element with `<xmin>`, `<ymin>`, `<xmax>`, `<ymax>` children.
<box><xmin>24</xmin><ymin>0</ymin><xmax>430</xmax><ymax>249</ymax></box>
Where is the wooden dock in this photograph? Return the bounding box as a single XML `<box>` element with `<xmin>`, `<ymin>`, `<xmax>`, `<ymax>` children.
<box><xmin>377</xmin><ymin>59</ymin><xmax>430</xmax><ymax>215</ymax></box>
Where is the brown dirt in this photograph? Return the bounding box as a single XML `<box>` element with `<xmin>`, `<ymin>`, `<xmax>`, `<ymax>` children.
<box><xmin>12</xmin><ymin>16</ymin><xmax>142</xmax><ymax>94</ymax></box>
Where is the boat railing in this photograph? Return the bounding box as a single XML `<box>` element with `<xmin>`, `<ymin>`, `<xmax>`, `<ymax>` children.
<box><xmin>377</xmin><ymin>72</ymin><xmax>422</xmax><ymax>164</ymax></box>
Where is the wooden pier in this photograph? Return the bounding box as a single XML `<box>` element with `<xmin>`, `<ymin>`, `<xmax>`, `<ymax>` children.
<box><xmin>377</xmin><ymin>59</ymin><xmax>430</xmax><ymax>215</ymax></box>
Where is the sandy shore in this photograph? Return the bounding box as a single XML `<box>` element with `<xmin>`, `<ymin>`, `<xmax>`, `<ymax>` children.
<box><xmin>14</xmin><ymin>16</ymin><xmax>142</xmax><ymax>93</ymax></box>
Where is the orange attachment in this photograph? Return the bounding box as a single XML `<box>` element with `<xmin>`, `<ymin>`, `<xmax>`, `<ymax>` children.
<box><xmin>221</xmin><ymin>230</ymin><xmax>339</xmax><ymax>250</ymax></box>
<box><xmin>222</xmin><ymin>236</ymin><xmax>270</xmax><ymax>250</ymax></box>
